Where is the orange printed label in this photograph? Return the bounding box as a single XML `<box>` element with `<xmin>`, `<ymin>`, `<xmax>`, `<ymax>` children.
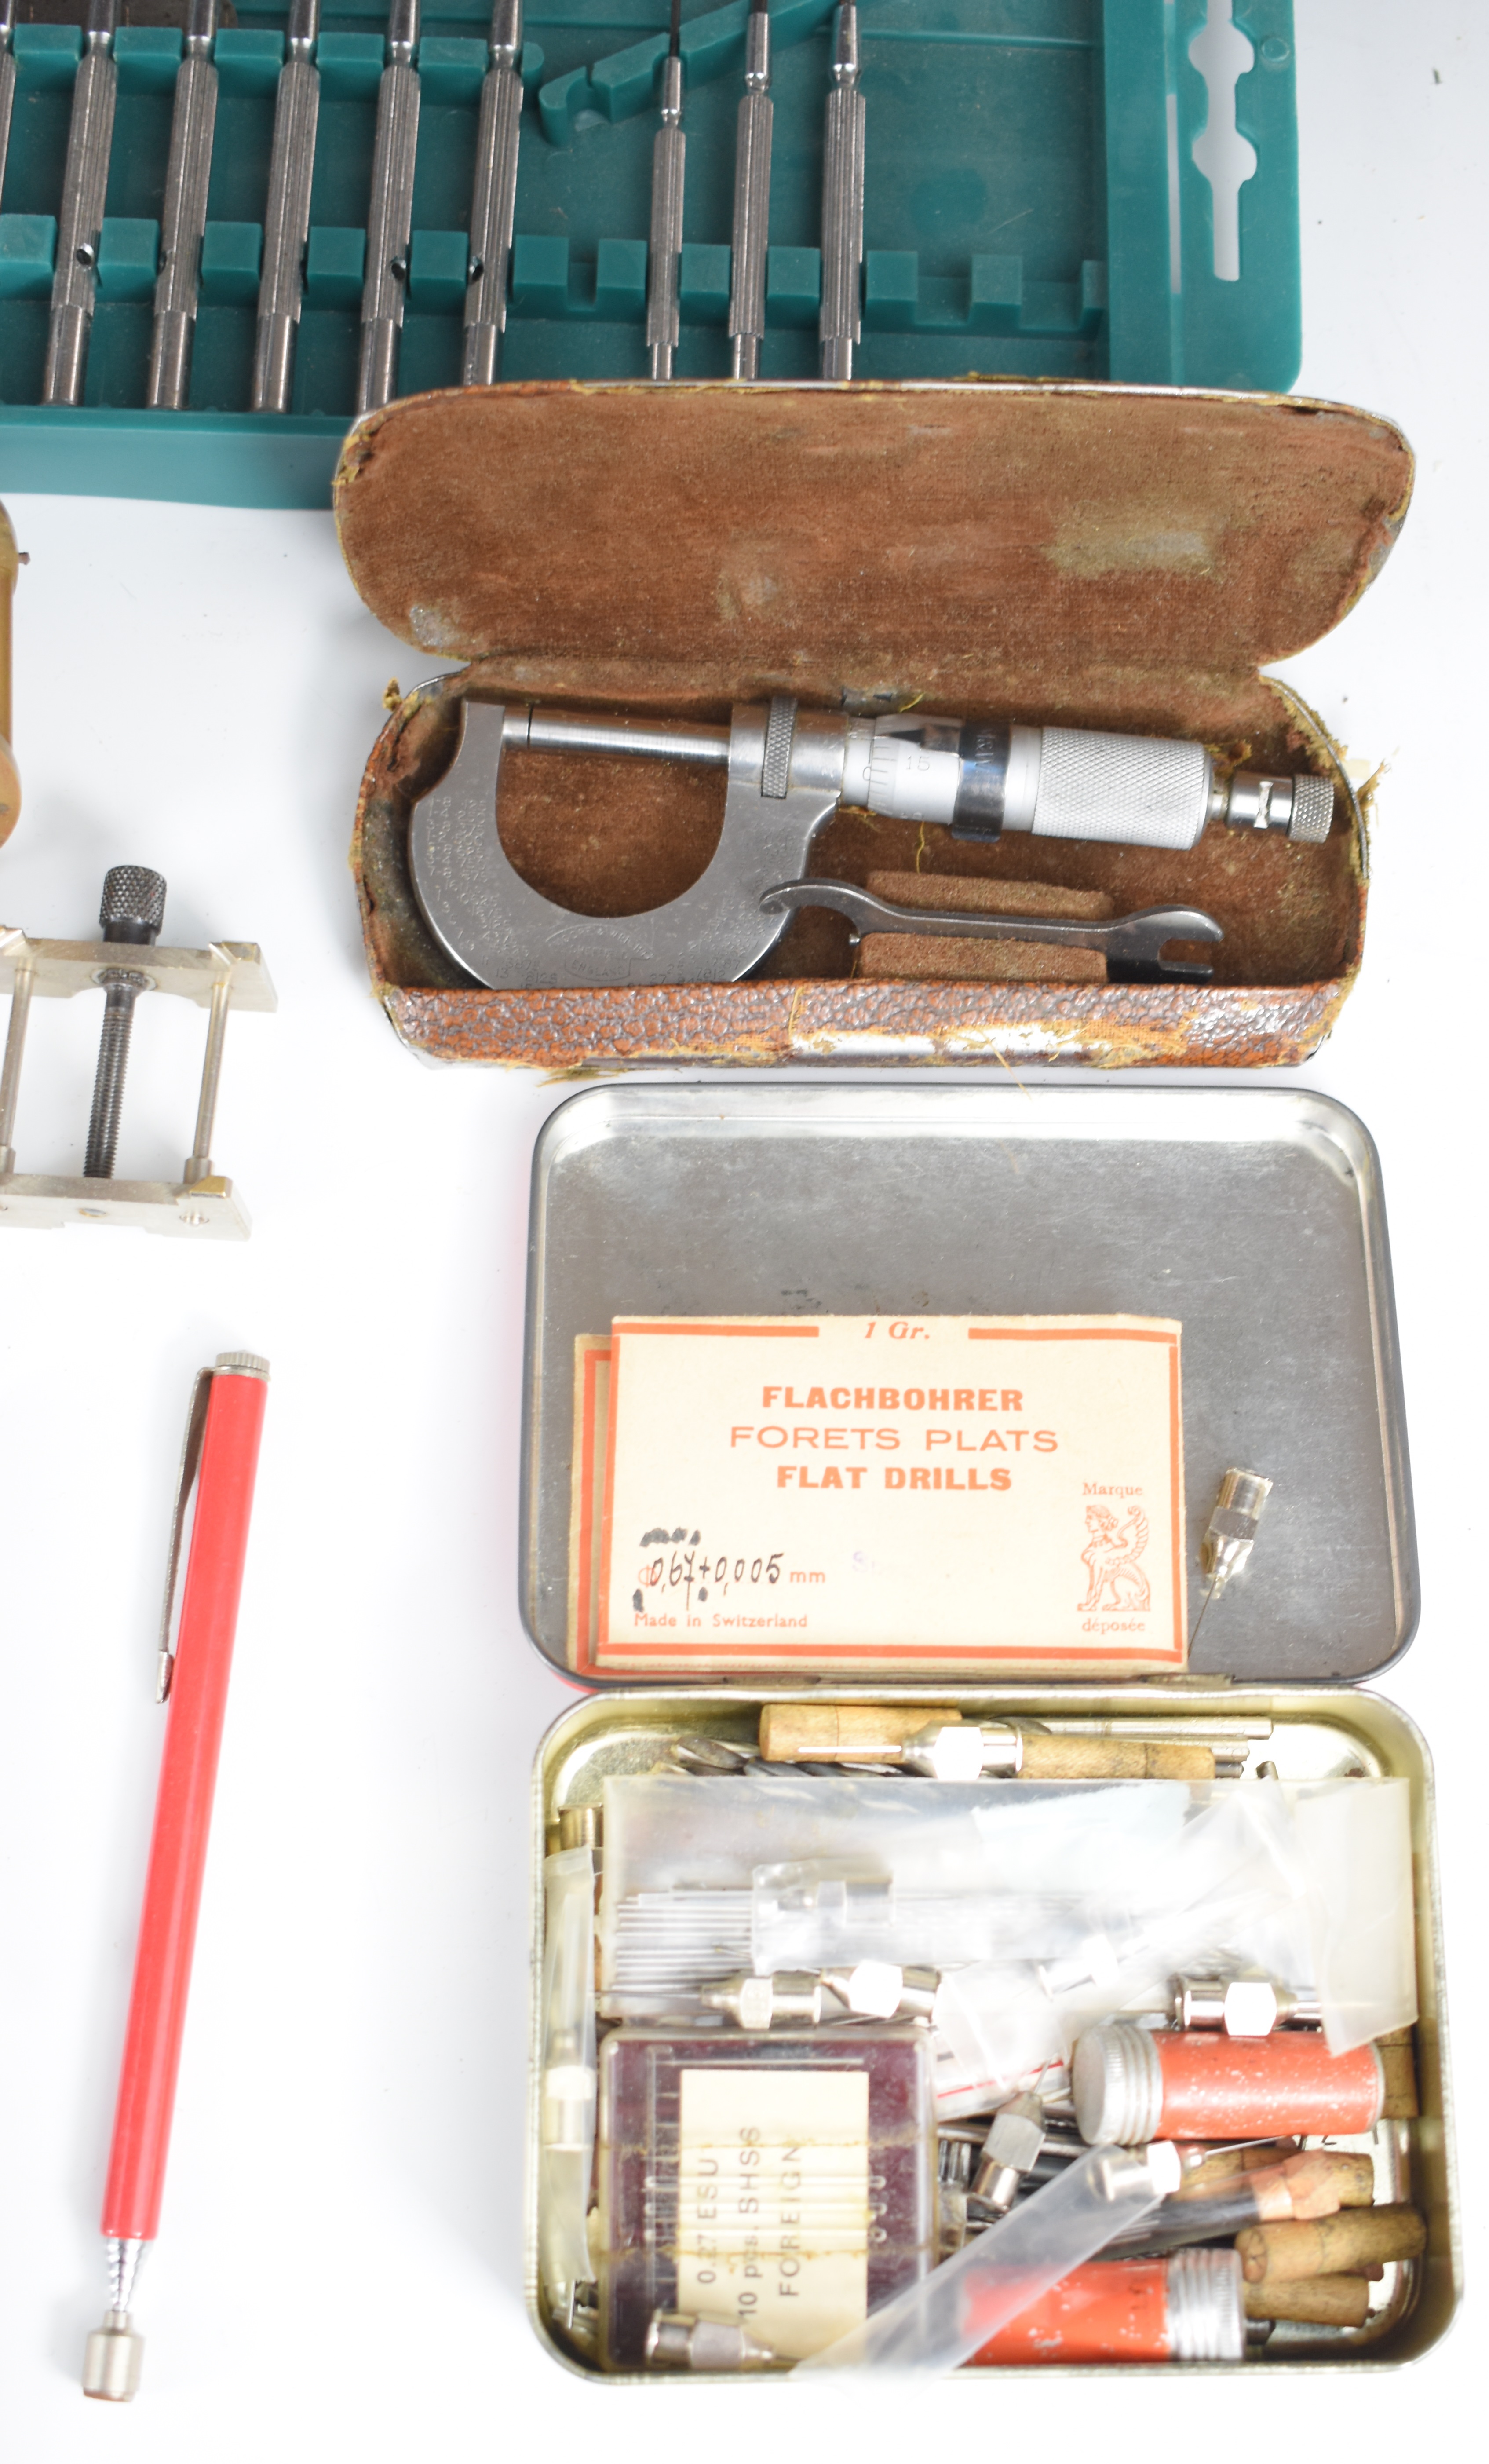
<box><xmin>573</xmin><ymin>1314</ymin><xmax>1186</xmax><ymax>1676</ymax></box>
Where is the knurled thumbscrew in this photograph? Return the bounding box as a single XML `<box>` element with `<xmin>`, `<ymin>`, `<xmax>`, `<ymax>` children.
<box><xmin>83</xmin><ymin>866</ymin><xmax>167</xmax><ymax>1181</ymax></box>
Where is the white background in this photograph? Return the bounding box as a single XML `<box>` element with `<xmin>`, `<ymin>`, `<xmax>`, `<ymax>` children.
<box><xmin>1</xmin><ymin>3</ymin><xmax>1485</xmax><ymax>2453</ymax></box>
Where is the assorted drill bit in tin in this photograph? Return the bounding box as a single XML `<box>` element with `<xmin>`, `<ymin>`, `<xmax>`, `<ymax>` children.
<box><xmin>1192</xmin><ymin>1468</ymin><xmax>1274</xmax><ymax>1647</ymax></box>
<box><xmin>539</xmin><ymin>1740</ymin><xmax>1425</xmax><ymax>2371</ymax></box>
<box><xmin>645</xmin><ymin>2310</ymin><xmax>783</xmax><ymax>2370</ymax></box>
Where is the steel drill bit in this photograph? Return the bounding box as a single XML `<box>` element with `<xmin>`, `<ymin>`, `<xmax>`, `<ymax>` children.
<box><xmin>462</xmin><ymin>0</ymin><xmax>523</xmax><ymax>384</ymax></box>
<box><xmin>645</xmin><ymin>0</ymin><xmax>686</xmax><ymax>381</ymax></box>
<box><xmin>83</xmin><ymin>867</ymin><xmax>167</xmax><ymax>1182</ymax></box>
<box><xmin>146</xmin><ymin>0</ymin><xmax>220</xmax><ymax>410</ymax></box>
<box><xmin>727</xmin><ymin>0</ymin><xmax>772</xmax><ymax>380</ymax></box>
<box><xmin>355</xmin><ymin>0</ymin><xmax>422</xmax><ymax>417</ymax></box>
<box><xmin>0</xmin><ymin>0</ymin><xmax>19</xmax><ymax>218</ymax></box>
<box><xmin>42</xmin><ymin>0</ymin><xmax>120</xmax><ymax>407</ymax></box>
<box><xmin>818</xmin><ymin>0</ymin><xmax>863</xmax><ymax>380</ymax></box>
<box><xmin>252</xmin><ymin>0</ymin><xmax>321</xmax><ymax>413</ymax></box>
<box><xmin>646</xmin><ymin>2310</ymin><xmax>782</xmax><ymax>2371</ymax></box>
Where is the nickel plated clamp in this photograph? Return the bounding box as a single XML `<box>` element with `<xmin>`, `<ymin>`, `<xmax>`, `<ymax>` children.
<box><xmin>409</xmin><ymin>692</ymin><xmax>1332</xmax><ymax>992</ymax></box>
<box><xmin>0</xmin><ymin>870</ymin><xmax>274</xmax><ymax>1239</ymax></box>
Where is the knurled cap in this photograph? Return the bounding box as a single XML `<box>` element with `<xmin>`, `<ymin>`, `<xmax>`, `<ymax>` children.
<box><xmin>1168</xmin><ymin>2248</ymin><xmax>1246</xmax><ymax>2362</ymax></box>
<box><xmin>99</xmin><ymin>865</ymin><xmax>167</xmax><ymax>943</ymax></box>
<box><xmin>1287</xmin><ymin>773</ymin><xmax>1335</xmax><ymax>844</ymax></box>
<box><xmin>1072</xmin><ymin>2021</ymin><xmax>1165</xmax><ymax>2145</ymax></box>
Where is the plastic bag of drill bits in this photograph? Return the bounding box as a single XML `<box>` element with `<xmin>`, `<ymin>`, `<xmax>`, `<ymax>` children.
<box><xmin>600</xmin><ymin>1774</ymin><xmax>1190</xmax><ymax>1992</ymax></box>
<box><xmin>931</xmin><ymin>1963</ymin><xmax>1067</xmax><ymax>2104</ymax></box>
<box><xmin>1120</xmin><ymin>1778</ymin><xmax>1416</xmax><ymax>2050</ymax></box>
<box><xmin>930</xmin><ymin>1783</ymin><xmax>1350</xmax><ymax>2096</ymax></box>
<box><xmin>597</xmin><ymin>1773</ymin><xmax>1416</xmax><ymax>2055</ymax></box>
<box><xmin>1291</xmin><ymin>1778</ymin><xmax>1416</xmax><ymax>2051</ymax></box>
<box><xmin>750</xmin><ymin>1861</ymin><xmax>1111</xmax><ymax>1976</ymax></box>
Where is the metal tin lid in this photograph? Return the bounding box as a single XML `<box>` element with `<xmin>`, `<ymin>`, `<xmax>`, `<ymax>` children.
<box><xmin>336</xmin><ymin>387</ymin><xmax>1411</xmax><ymax>720</ymax></box>
<box><xmin>522</xmin><ymin>1085</ymin><xmax>1416</xmax><ymax>1687</ymax></box>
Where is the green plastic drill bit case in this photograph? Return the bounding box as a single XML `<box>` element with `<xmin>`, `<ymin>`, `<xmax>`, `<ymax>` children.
<box><xmin>1</xmin><ymin>0</ymin><xmax>1304</xmax><ymax>507</ymax></box>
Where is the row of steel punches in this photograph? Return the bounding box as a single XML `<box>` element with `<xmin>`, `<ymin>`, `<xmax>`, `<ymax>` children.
<box><xmin>0</xmin><ymin>0</ymin><xmax>869</xmax><ymax>414</ymax></box>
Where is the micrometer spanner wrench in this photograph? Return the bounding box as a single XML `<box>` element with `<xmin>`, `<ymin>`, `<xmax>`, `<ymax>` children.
<box><xmin>408</xmin><ymin>694</ymin><xmax>1334</xmax><ymax>992</ymax></box>
<box><xmin>759</xmin><ymin>882</ymin><xmax>1223</xmax><ymax>985</ymax></box>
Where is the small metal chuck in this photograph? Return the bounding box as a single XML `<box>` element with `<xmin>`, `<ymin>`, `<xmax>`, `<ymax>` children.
<box><xmin>82</xmin><ymin>2311</ymin><xmax>144</xmax><ymax>2403</ymax></box>
<box><xmin>646</xmin><ymin>2310</ymin><xmax>782</xmax><ymax>2371</ymax></box>
<box><xmin>970</xmin><ymin>2093</ymin><xmax>1047</xmax><ymax>2216</ymax></box>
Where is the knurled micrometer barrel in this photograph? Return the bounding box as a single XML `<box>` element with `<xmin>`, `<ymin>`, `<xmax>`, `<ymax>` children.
<box><xmin>252</xmin><ymin>0</ymin><xmax>321</xmax><ymax>413</ymax></box>
<box><xmin>818</xmin><ymin>3</ymin><xmax>863</xmax><ymax>381</ymax></box>
<box><xmin>728</xmin><ymin>1</ymin><xmax>772</xmax><ymax>382</ymax></box>
<box><xmin>646</xmin><ymin>49</ymin><xmax>686</xmax><ymax>381</ymax></box>
<box><xmin>462</xmin><ymin>0</ymin><xmax>523</xmax><ymax>385</ymax></box>
<box><xmin>355</xmin><ymin>0</ymin><xmax>422</xmax><ymax>417</ymax></box>
<box><xmin>846</xmin><ymin>717</ymin><xmax>1334</xmax><ymax>850</ymax></box>
<box><xmin>146</xmin><ymin>0</ymin><xmax>220</xmax><ymax>412</ymax></box>
<box><xmin>503</xmin><ymin>702</ymin><xmax>1329</xmax><ymax>848</ymax></box>
<box><xmin>42</xmin><ymin>0</ymin><xmax>119</xmax><ymax>408</ymax></box>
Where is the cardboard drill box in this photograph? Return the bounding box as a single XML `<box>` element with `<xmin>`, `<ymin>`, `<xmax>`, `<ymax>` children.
<box><xmin>339</xmin><ymin>379</ymin><xmax>1409</xmax><ymax>1073</ymax></box>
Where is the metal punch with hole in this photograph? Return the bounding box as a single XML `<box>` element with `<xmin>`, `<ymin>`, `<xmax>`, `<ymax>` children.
<box><xmin>409</xmin><ymin>691</ymin><xmax>1333</xmax><ymax>991</ymax></box>
<box><xmin>355</xmin><ymin>0</ymin><xmax>422</xmax><ymax>417</ymax></box>
<box><xmin>40</xmin><ymin>0</ymin><xmax>119</xmax><ymax>408</ymax></box>
<box><xmin>0</xmin><ymin>866</ymin><xmax>275</xmax><ymax>1239</ymax></box>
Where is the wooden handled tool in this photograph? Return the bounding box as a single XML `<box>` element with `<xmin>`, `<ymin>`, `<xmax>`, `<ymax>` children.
<box><xmin>1244</xmin><ymin>2276</ymin><xmax>1374</xmax><ymax>2329</ymax></box>
<box><xmin>1235</xmin><ymin>2203</ymin><xmax>1426</xmax><ymax>2285</ymax></box>
<box><xmin>1376</xmin><ymin>2027</ymin><xmax>1419</xmax><ymax>2118</ymax></box>
<box><xmin>1174</xmin><ymin>2148</ymin><xmax>1374</xmax><ymax>2215</ymax></box>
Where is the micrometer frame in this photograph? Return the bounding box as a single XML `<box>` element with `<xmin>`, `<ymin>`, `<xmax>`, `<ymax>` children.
<box><xmin>409</xmin><ymin>697</ymin><xmax>846</xmax><ymax>990</ymax></box>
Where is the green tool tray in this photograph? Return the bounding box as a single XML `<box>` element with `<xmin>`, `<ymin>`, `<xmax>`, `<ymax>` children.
<box><xmin>0</xmin><ymin>0</ymin><xmax>1303</xmax><ymax>508</ymax></box>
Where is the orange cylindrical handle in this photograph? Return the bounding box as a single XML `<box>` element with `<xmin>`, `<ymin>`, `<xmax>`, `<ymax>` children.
<box><xmin>102</xmin><ymin>1367</ymin><xmax>268</xmax><ymax>2243</ymax></box>
<box><xmin>970</xmin><ymin>2262</ymin><xmax>1173</xmax><ymax>2365</ymax></box>
<box><xmin>1156</xmin><ymin>2030</ymin><xmax>1383</xmax><ymax>2142</ymax></box>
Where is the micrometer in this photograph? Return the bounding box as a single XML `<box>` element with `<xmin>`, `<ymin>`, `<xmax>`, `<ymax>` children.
<box><xmin>409</xmin><ymin>696</ymin><xmax>1332</xmax><ymax>991</ymax></box>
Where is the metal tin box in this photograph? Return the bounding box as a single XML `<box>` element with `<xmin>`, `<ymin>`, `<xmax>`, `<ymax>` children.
<box><xmin>342</xmin><ymin>382</ymin><xmax>1411</xmax><ymax>1074</ymax></box>
<box><xmin>522</xmin><ymin>1083</ymin><xmax>1458</xmax><ymax>2374</ymax></box>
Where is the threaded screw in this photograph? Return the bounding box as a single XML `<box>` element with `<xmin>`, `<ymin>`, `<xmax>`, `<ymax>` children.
<box><xmin>83</xmin><ymin>866</ymin><xmax>166</xmax><ymax>1181</ymax></box>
